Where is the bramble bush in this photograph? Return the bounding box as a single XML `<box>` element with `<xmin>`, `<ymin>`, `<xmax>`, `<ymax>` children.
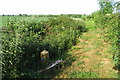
<box><xmin>105</xmin><ymin>13</ymin><xmax>120</xmax><ymax>68</ymax></box>
<box><xmin>94</xmin><ymin>13</ymin><xmax>120</xmax><ymax>69</ymax></box>
<box><xmin>2</xmin><ymin>16</ymin><xmax>87</xmax><ymax>78</ymax></box>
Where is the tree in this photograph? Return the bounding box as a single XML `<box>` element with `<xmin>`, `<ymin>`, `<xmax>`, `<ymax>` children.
<box><xmin>19</xmin><ymin>14</ymin><xmax>22</xmax><ymax>16</ymax></box>
<box><xmin>98</xmin><ymin>0</ymin><xmax>114</xmax><ymax>14</ymax></box>
<box><xmin>114</xmin><ymin>1</ymin><xmax>120</xmax><ymax>13</ymax></box>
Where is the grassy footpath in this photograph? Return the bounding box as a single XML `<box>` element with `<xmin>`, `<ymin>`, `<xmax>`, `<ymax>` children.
<box><xmin>55</xmin><ymin>20</ymin><xmax>118</xmax><ymax>78</ymax></box>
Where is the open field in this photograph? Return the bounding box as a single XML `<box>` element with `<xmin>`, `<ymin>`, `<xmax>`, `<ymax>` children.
<box><xmin>0</xmin><ymin>16</ymin><xmax>2</xmax><ymax>27</ymax></box>
<box><xmin>1</xmin><ymin>16</ymin><xmax>51</xmax><ymax>27</ymax></box>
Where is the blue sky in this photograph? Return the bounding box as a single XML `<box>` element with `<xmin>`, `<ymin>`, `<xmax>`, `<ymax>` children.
<box><xmin>0</xmin><ymin>0</ymin><xmax>119</xmax><ymax>15</ymax></box>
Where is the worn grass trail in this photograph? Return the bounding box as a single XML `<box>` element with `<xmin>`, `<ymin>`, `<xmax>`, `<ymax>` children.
<box><xmin>55</xmin><ymin>28</ymin><xmax>118</xmax><ymax>78</ymax></box>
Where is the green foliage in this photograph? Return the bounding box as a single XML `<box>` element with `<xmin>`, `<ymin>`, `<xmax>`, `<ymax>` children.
<box><xmin>105</xmin><ymin>13</ymin><xmax>120</xmax><ymax>67</ymax></box>
<box><xmin>98</xmin><ymin>0</ymin><xmax>114</xmax><ymax>14</ymax></box>
<box><xmin>94</xmin><ymin>51</ymin><xmax>101</xmax><ymax>55</ymax></box>
<box><xmin>93</xmin><ymin>0</ymin><xmax>119</xmax><ymax>71</ymax></box>
<box><xmin>2</xmin><ymin>16</ymin><xmax>87</xmax><ymax>78</ymax></box>
<box><xmin>85</xmin><ymin>19</ymin><xmax>95</xmax><ymax>30</ymax></box>
<box><xmin>77</xmin><ymin>61</ymin><xmax>85</xmax><ymax>66</ymax></box>
<box><xmin>42</xmin><ymin>16</ymin><xmax>87</xmax><ymax>58</ymax></box>
<box><xmin>94</xmin><ymin>12</ymin><xmax>120</xmax><ymax>71</ymax></box>
<box><xmin>93</xmin><ymin>11</ymin><xmax>108</xmax><ymax>28</ymax></box>
<box><xmin>63</xmin><ymin>14</ymin><xmax>82</xmax><ymax>18</ymax></box>
<box><xmin>70</xmin><ymin>71</ymin><xmax>99</xmax><ymax>78</ymax></box>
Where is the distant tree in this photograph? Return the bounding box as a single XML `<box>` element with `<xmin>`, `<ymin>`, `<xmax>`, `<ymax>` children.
<box><xmin>98</xmin><ymin>0</ymin><xmax>114</xmax><ymax>14</ymax></box>
<box><xmin>19</xmin><ymin>14</ymin><xmax>22</xmax><ymax>16</ymax></box>
<box><xmin>114</xmin><ymin>1</ymin><xmax>120</xmax><ymax>13</ymax></box>
<box><xmin>2</xmin><ymin>14</ymin><xmax>5</xmax><ymax>16</ymax></box>
<box><xmin>7</xmin><ymin>15</ymin><xmax>11</xmax><ymax>16</ymax></box>
<box><xmin>23</xmin><ymin>14</ymin><xmax>27</xmax><ymax>16</ymax></box>
<box><xmin>86</xmin><ymin>15</ymin><xmax>92</xmax><ymax>19</ymax></box>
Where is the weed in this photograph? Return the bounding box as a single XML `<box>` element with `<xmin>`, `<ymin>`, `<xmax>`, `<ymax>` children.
<box><xmin>71</xmin><ymin>46</ymin><xmax>81</xmax><ymax>50</ymax></box>
<box><xmin>77</xmin><ymin>61</ymin><xmax>85</xmax><ymax>66</ymax></box>
<box><xmin>94</xmin><ymin>51</ymin><xmax>101</xmax><ymax>55</ymax></box>
<box><xmin>83</xmin><ymin>47</ymin><xmax>92</xmax><ymax>52</ymax></box>
<box><xmin>70</xmin><ymin>71</ymin><xmax>99</xmax><ymax>78</ymax></box>
<box><xmin>81</xmin><ymin>56</ymin><xmax>89</xmax><ymax>59</ymax></box>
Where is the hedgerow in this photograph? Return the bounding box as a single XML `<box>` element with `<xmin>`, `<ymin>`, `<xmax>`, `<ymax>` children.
<box><xmin>2</xmin><ymin>16</ymin><xmax>87</xmax><ymax>78</ymax></box>
<box><xmin>94</xmin><ymin>13</ymin><xmax>120</xmax><ymax>70</ymax></box>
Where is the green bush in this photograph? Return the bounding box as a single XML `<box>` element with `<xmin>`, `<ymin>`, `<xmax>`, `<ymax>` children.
<box><xmin>94</xmin><ymin>13</ymin><xmax>120</xmax><ymax>68</ymax></box>
<box><xmin>105</xmin><ymin>13</ymin><xmax>120</xmax><ymax>67</ymax></box>
<box><xmin>2</xmin><ymin>16</ymin><xmax>87</xmax><ymax>78</ymax></box>
<box><xmin>70</xmin><ymin>71</ymin><xmax>98</xmax><ymax>78</ymax></box>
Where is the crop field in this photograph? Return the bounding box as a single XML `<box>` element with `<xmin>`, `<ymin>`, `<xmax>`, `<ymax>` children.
<box><xmin>1</xmin><ymin>15</ymin><xmax>51</xmax><ymax>27</ymax></box>
<box><xmin>1</xmin><ymin>1</ymin><xmax>120</xmax><ymax>79</ymax></box>
<box><xmin>0</xmin><ymin>16</ymin><xmax>2</xmax><ymax>27</ymax></box>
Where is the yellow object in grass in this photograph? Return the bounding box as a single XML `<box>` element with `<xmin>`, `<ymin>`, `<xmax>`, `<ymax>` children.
<box><xmin>40</xmin><ymin>50</ymin><xmax>49</xmax><ymax>61</ymax></box>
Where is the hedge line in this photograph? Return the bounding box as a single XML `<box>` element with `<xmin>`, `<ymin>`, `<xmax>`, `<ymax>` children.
<box><xmin>94</xmin><ymin>13</ymin><xmax>120</xmax><ymax>70</ymax></box>
<box><xmin>2</xmin><ymin>16</ymin><xmax>87</xmax><ymax>78</ymax></box>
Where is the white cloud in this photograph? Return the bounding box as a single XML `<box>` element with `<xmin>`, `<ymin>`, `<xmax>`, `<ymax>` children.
<box><xmin>0</xmin><ymin>0</ymin><xmax>100</xmax><ymax>15</ymax></box>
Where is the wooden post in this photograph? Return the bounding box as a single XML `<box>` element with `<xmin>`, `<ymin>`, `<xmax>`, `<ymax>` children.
<box><xmin>40</xmin><ymin>50</ymin><xmax>49</xmax><ymax>61</ymax></box>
